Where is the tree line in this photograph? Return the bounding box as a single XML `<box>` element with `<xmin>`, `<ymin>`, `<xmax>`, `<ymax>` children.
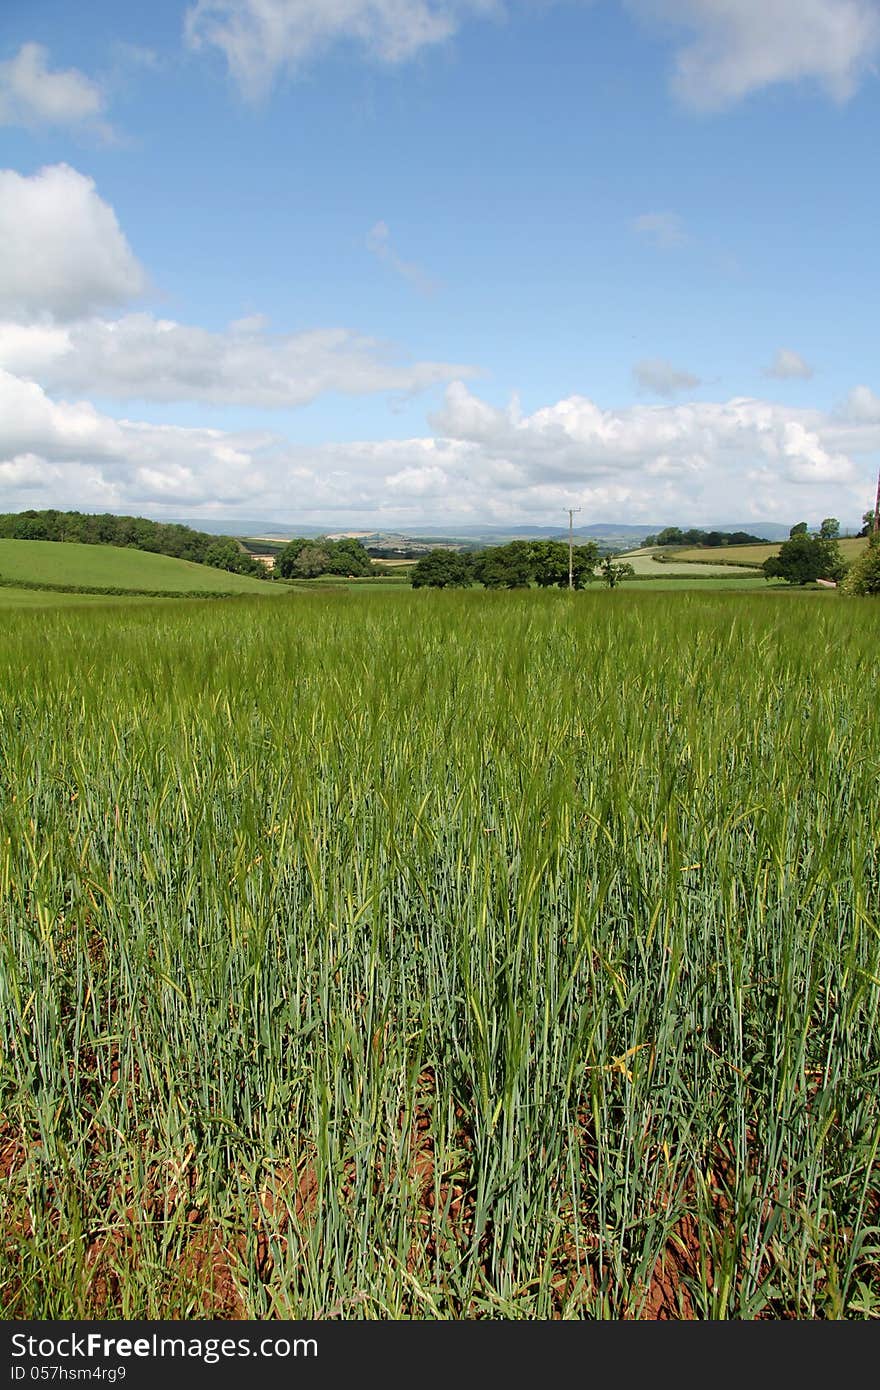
<box><xmin>410</xmin><ymin>540</ymin><xmax>634</xmax><ymax>589</ymax></box>
<box><xmin>643</xmin><ymin>526</ymin><xmax>769</xmax><ymax>548</ymax></box>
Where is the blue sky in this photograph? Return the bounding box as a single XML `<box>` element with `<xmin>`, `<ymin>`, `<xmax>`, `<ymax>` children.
<box><xmin>1</xmin><ymin>0</ymin><xmax>878</xmax><ymax>530</ymax></box>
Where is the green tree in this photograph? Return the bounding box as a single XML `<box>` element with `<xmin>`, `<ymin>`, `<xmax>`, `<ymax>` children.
<box><xmin>410</xmin><ymin>550</ymin><xmax>473</xmax><ymax>588</ymax></box>
<box><xmin>205</xmin><ymin>539</ymin><xmax>244</xmax><ymax>573</ymax></box>
<box><xmin>274</xmin><ymin>539</ymin><xmax>309</xmax><ymax>578</ymax></box>
<box><xmin>599</xmin><ymin>556</ymin><xmax>634</xmax><ymax>588</ymax></box>
<box><xmin>274</xmin><ymin>536</ymin><xmax>373</xmax><ymax>579</ymax></box>
<box><xmin>789</xmin><ymin>521</ymin><xmax>809</xmax><ymax>538</ymax></box>
<box><xmin>841</xmin><ymin>534</ymin><xmax>880</xmax><ymax>595</ymax></box>
<box><xmin>859</xmin><ymin>509</ymin><xmax>877</xmax><ymax>538</ymax></box>
<box><xmin>763</xmin><ymin>534</ymin><xmax>845</xmax><ymax>586</ymax></box>
<box><xmin>819</xmin><ymin>517</ymin><xmax>840</xmax><ymax>539</ymax></box>
<box><xmin>293</xmin><ymin>545</ymin><xmax>330</xmax><ymax>578</ymax></box>
<box><xmin>472</xmin><ymin>542</ymin><xmax>533</xmax><ymax>589</ymax></box>
<box><xmin>529</xmin><ymin>539</ymin><xmax>597</xmax><ymax>588</ymax></box>
<box><xmin>322</xmin><ymin>538</ymin><xmax>373</xmax><ymax>576</ymax></box>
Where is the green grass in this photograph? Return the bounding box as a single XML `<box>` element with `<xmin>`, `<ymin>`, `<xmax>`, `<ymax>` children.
<box><xmin>0</xmin><ymin>587</ymin><xmax>167</xmax><ymax>609</ymax></box>
<box><xmin>1</xmin><ymin>589</ymin><xmax>878</xmax><ymax>1319</ymax></box>
<box><xmin>0</xmin><ymin>539</ymin><xmax>282</xmax><ymax>595</ymax></box>
<box><xmin>618</xmin><ymin>576</ymin><xmax>781</xmax><ymax>591</ymax></box>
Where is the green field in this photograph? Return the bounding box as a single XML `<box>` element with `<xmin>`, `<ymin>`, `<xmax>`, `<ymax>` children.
<box><xmin>0</xmin><ymin>539</ymin><xmax>282</xmax><ymax>595</ymax></box>
<box><xmin>0</xmin><ymin>587</ymin><xmax>167</xmax><ymax>609</ymax></box>
<box><xmin>669</xmin><ymin>537</ymin><xmax>868</xmax><ymax>568</ymax></box>
<box><xmin>1</xmin><ymin>590</ymin><xmax>878</xmax><ymax>1319</ymax></box>
<box><xmin>617</xmin><ymin>549</ymin><xmax>770</xmax><ymax>577</ymax></box>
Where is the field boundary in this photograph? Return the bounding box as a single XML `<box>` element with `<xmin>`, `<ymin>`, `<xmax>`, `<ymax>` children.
<box><xmin>0</xmin><ymin>574</ymin><xmax>265</xmax><ymax>599</ymax></box>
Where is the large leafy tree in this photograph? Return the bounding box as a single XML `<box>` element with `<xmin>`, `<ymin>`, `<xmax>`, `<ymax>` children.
<box><xmin>410</xmin><ymin>550</ymin><xmax>473</xmax><ymax>588</ymax></box>
<box><xmin>472</xmin><ymin>542</ymin><xmax>534</xmax><ymax>589</ymax></box>
<box><xmin>528</xmin><ymin>539</ymin><xmax>598</xmax><ymax>588</ymax></box>
<box><xmin>763</xmin><ymin>533</ymin><xmax>846</xmax><ymax>586</ymax></box>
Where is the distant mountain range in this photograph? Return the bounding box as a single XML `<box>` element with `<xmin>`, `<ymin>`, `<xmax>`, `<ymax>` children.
<box><xmin>173</xmin><ymin>517</ymin><xmax>808</xmax><ymax>547</ymax></box>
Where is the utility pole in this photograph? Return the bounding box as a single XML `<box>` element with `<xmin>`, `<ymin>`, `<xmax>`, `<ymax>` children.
<box><xmin>874</xmin><ymin>463</ymin><xmax>880</xmax><ymax>533</ymax></box>
<box><xmin>567</xmin><ymin>507</ymin><xmax>581</xmax><ymax>590</ymax></box>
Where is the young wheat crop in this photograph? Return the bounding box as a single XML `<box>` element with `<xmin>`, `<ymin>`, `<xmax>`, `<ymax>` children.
<box><xmin>1</xmin><ymin>590</ymin><xmax>878</xmax><ymax>1318</ymax></box>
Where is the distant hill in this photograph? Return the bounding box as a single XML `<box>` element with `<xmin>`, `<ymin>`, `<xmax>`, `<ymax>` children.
<box><xmin>157</xmin><ymin>515</ymin><xmax>866</xmax><ymax>548</ymax></box>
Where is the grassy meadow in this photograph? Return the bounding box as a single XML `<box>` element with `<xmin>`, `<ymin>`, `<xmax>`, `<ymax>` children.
<box><xmin>0</xmin><ymin>540</ymin><xmax>279</xmax><ymax>595</ymax></box>
<box><xmin>1</xmin><ymin>589</ymin><xmax>879</xmax><ymax>1319</ymax></box>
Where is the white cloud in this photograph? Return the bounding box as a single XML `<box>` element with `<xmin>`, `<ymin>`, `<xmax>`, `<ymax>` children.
<box><xmin>0</xmin><ymin>368</ymin><xmax>875</xmax><ymax>523</ymax></box>
<box><xmin>185</xmin><ymin>0</ymin><xmax>497</xmax><ymax>99</ymax></box>
<box><xmin>0</xmin><ymin>367</ymin><xmax>276</xmax><ymax>510</ymax></box>
<box><xmin>633</xmin><ymin>358</ymin><xmax>701</xmax><ymax>396</ymax></box>
<box><xmin>0</xmin><ymin>312</ymin><xmax>477</xmax><ymax>407</ymax></box>
<box><xmin>631</xmin><ymin>210</ymin><xmax>688</xmax><ymax>249</ymax></box>
<box><xmin>764</xmin><ymin>347</ymin><xmax>814</xmax><ymax>380</ymax></box>
<box><xmin>384</xmin><ymin>463</ymin><xmax>450</xmax><ymax>495</ymax></box>
<box><xmin>0</xmin><ymin>43</ymin><xmax>112</xmax><ymax>136</ymax></box>
<box><xmin>424</xmin><ymin>381</ymin><xmax>872</xmax><ymax>520</ymax></box>
<box><xmin>0</xmin><ymin>167</ymin><xmax>473</xmax><ymax>410</ymax></box>
<box><xmin>0</xmin><ymin>165</ymin><xmax>147</xmax><ymax>320</ymax></box>
<box><xmin>367</xmin><ymin>222</ymin><xmax>437</xmax><ymax>295</ymax></box>
<box><xmin>626</xmin><ymin>0</ymin><xmax>880</xmax><ymax>109</ymax></box>
<box><xmin>840</xmin><ymin>384</ymin><xmax>880</xmax><ymax>422</ymax></box>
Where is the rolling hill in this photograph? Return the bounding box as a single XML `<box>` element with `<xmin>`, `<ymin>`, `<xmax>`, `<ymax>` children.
<box><xmin>0</xmin><ymin>540</ymin><xmax>283</xmax><ymax>596</ymax></box>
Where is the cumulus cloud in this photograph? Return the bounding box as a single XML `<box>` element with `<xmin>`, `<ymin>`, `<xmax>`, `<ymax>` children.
<box><xmin>0</xmin><ymin>367</ymin><xmax>276</xmax><ymax>510</ymax></box>
<box><xmin>0</xmin><ymin>165</ymin><xmax>147</xmax><ymax>320</ymax></box>
<box><xmin>0</xmin><ymin>312</ymin><xmax>477</xmax><ymax>407</ymax></box>
<box><xmin>0</xmin><ymin>43</ymin><xmax>112</xmax><ymax>136</ymax></box>
<box><xmin>424</xmin><ymin>380</ymin><xmax>871</xmax><ymax>519</ymax></box>
<box><xmin>764</xmin><ymin>347</ymin><xmax>814</xmax><ymax>380</ymax></box>
<box><xmin>633</xmin><ymin>358</ymin><xmax>701</xmax><ymax>397</ymax></box>
<box><xmin>184</xmin><ymin>0</ymin><xmax>497</xmax><ymax>99</ymax></box>
<box><xmin>631</xmin><ymin>211</ymin><xmax>688</xmax><ymax>249</ymax></box>
<box><xmin>626</xmin><ymin>0</ymin><xmax>880</xmax><ymax>109</ymax></box>
<box><xmin>0</xmin><ymin>367</ymin><xmax>875</xmax><ymax>523</ymax></box>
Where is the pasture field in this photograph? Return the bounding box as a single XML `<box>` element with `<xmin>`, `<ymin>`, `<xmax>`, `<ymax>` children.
<box><xmin>615</xmin><ymin>550</ymin><xmax>767</xmax><ymax>577</ymax></box>
<box><xmin>1</xmin><ymin>590</ymin><xmax>879</xmax><ymax>1319</ymax></box>
<box><xmin>0</xmin><ymin>540</ymin><xmax>281</xmax><ymax>595</ymax></box>
<box><xmin>669</xmin><ymin>538</ymin><xmax>869</xmax><ymax>569</ymax></box>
